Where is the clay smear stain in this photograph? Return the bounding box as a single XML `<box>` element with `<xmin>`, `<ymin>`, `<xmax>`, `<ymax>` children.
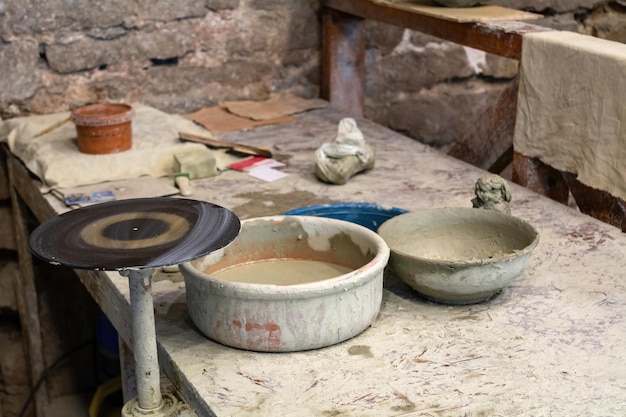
<box><xmin>348</xmin><ymin>345</ymin><xmax>373</xmax><ymax>358</ymax></box>
<box><xmin>566</xmin><ymin>221</ymin><xmax>614</xmax><ymax>249</ymax></box>
<box><xmin>390</xmin><ymin>390</ymin><xmax>416</xmax><ymax>412</ymax></box>
<box><xmin>232</xmin><ymin>320</ymin><xmax>281</xmax><ymax>349</ymax></box>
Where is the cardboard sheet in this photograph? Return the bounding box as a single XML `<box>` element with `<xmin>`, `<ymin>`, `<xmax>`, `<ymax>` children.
<box><xmin>514</xmin><ymin>31</ymin><xmax>626</xmax><ymax>201</ymax></box>
<box><xmin>377</xmin><ymin>0</ymin><xmax>542</xmax><ymax>23</ymax></box>
<box><xmin>220</xmin><ymin>93</ymin><xmax>327</xmax><ymax>121</ymax></box>
<box><xmin>187</xmin><ymin>106</ymin><xmax>293</xmax><ymax>132</ymax></box>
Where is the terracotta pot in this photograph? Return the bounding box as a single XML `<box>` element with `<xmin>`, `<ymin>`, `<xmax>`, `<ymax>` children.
<box><xmin>70</xmin><ymin>103</ymin><xmax>133</xmax><ymax>154</ymax></box>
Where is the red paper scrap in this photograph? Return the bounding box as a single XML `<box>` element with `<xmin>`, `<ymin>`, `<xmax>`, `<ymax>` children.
<box><xmin>228</xmin><ymin>156</ymin><xmax>268</xmax><ymax>172</ymax></box>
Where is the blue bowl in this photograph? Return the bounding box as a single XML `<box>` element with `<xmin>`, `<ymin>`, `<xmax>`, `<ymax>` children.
<box><xmin>284</xmin><ymin>203</ymin><xmax>408</xmax><ymax>232</ymax></box>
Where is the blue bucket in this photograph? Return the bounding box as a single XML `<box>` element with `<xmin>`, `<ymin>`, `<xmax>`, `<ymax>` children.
<box><xmin>284</xmin><ymin>202</ymin><xmax>407</xmax><ymax>232</ymax></box>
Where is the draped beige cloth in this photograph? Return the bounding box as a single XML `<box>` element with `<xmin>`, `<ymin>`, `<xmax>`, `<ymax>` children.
<box><xmin>513</xmin><ymin>31</ymin><xmax>626</xmax><ymax>200</ymax></box>
<box><xmin>0</xmin><ymin>103</ymin><xmax>210</xmax><ymax>191</ymax></box>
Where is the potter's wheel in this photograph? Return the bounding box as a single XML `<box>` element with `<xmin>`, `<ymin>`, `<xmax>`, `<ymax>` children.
<box><xmin>30</xmin><ymin>197</ymin><xmax>240</xmax><ymax>270</ymax></box>
<box><xmin>29</xmin><ymin>197</ymin><xmax>240</xmax><ymax>416</ymax></box>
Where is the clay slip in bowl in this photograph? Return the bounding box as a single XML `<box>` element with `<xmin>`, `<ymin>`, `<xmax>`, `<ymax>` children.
<box><xmin>378</xmin><ymin>207</ymin><xmax>539</xmax><ymax>305</ymax></box>
<box><xmin>180</xmin><ymin>215</ymin><xmax>390</xmax><ymax>352</ymax></box>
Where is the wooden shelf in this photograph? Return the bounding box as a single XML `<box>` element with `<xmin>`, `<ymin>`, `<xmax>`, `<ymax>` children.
<box><xmin>321</xmin><ymin>0</ymin><xmax>549</xmax><ymax>115</ymax></box>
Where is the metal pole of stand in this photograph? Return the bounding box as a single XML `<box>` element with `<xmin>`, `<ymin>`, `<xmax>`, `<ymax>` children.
<box><xmin>124</xmin><ymin>268</ymin><xmax>163</xmax><ymax>412</ymax></box>
<box><xmin>28</xmin><ymin>198</ymin><xmax>239</xmax><ymax>417</ymax></box>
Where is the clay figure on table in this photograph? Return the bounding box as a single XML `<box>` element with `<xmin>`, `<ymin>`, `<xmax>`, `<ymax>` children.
<box><xmin>472</xmin><ymin>173</ymin><xmax>512</xmax><ymax>214</ymax></box>
<box><xmin>314</xmin><ymin>118</ymin><xmax>375</xmax><ymax>185</ymax></box>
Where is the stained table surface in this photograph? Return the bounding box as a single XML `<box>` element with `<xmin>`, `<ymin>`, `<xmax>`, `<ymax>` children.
<box><xmin>35</xmin><ymin>107</ymin><xmax>626</xmax><ymax>416</ymax></box>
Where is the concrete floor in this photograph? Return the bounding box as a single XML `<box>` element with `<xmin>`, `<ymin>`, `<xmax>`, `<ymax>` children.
<box><xmin>44</xmin><ymin>392</ymin><xmax>121</xmax><ymax>417</ymax></box>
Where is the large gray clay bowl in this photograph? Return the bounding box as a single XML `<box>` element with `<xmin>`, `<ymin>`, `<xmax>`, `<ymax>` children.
<box><xmin>378</xmin><ymin>207</ymin><xmax>539</xmax><ymax>305</ymax></box>
<box><xmin>180</xmin><ymin>215</ymin><xmax>390</xmax><ymax>352</ymax></box>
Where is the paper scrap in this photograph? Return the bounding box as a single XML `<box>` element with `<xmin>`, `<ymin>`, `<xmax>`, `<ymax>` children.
<box><xmin>227</xmin><ymin>157</ymin><xmax>287</xmax><ymax>182</ymax></box>
<box><xmin>247</xmin><ymin>167</ymin><xmax>289</xmax><ymax>182</ymax></box>
<box><xmin>228</xmin><ymin>156</ymin><xmax>285</xmax><ymax>171</ymax></box>
<box><xmin>244</xmin><ymin>158</ymin><xmax>285</xmax><ymax>170</ymax></box>
<box><xmin>64</xmin><ymin>191</ymin><xmax>116</xmax><ymax>205</ymax></box>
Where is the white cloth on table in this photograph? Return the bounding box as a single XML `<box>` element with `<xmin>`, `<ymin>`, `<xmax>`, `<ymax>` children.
<box><xmin>0</xmin><ymin>103</ymin><xmax>210</xmax><ymax>191</ymax></box>
<box><xmin>513</xmin><ymin>30</ymin><xmax>626</xmax><ymax>200</ymax></box>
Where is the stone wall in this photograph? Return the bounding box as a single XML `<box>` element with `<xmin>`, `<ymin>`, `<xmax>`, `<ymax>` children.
<box><xmin>0</xmin><ymin>0</ymin><xmax>320</xmax><ymax>117</ymax></box>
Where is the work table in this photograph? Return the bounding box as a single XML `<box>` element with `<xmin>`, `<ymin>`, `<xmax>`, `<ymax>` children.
<box><xmin>7</xmin><ymin>107</ymin><xmax>626</xmax><ymax>416</ymax></box>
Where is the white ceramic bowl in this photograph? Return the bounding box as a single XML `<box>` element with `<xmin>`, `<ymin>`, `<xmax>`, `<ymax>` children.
<box><xmin>180</xmin><ymin>215</ymin><xmax>390</xmax><ymax>352</ymax></box>
<box><xmin>378</xmin><ymin>207</ymin><xmax>539</xmax><ymax>305</ymax></box>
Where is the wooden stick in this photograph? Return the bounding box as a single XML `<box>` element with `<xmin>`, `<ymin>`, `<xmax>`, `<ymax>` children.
<box><xmin>32</xmin><ymin>117</ymin><xmax>71</xmax><ymax>138</ymax></box>
<box><xmin>178</xmin><ymin>131</ymin><xmax>272</xmax><ymax>158</ymax></box>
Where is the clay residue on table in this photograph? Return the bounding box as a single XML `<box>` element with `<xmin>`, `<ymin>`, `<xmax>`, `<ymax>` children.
<box><xmin>231</xmin><ymin>189</ymin><xmax>336</xmax><ymax>218</ymax></box>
